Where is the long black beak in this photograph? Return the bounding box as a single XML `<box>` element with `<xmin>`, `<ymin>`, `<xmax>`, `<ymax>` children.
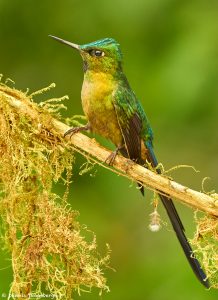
<box><xmin>49</xmin><ymin>35</ymin><xmax>80</xmax><ymax>50</ymax></box>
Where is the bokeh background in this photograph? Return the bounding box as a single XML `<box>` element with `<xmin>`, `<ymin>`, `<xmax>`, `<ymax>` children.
<box><xmin>1</xmin><ymin>0</ymin><xmax>218</xmax><ymax>299</ymax></box>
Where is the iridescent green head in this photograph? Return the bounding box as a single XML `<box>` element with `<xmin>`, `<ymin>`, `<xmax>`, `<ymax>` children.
<box><xmin>49</xmin><ymin>35</ymin><xmax>123</xmax><ymax>74</ymax></box>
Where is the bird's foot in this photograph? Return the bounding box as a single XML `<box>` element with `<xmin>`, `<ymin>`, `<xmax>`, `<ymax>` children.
<box><xmin>64</xmin><ymin>123</ymin><xmax>90</xmax><ymax>138</ymax></box>
<box><xmin>105</xmin><ymin>145</ymin><xmax>123</xmax><ymax>166</ymax></box>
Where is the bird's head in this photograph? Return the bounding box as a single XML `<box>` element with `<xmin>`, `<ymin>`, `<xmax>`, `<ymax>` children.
<box><xmin>49</xmin><ymin>35</ymin><xmax>123</xmax><ymax>74</ymax></box>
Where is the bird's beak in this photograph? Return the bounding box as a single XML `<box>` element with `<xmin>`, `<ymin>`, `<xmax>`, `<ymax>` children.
<box><xmin>49</xmin><ymin>35</ymin><xmax>80</xmax><ymax>50</ymax></box>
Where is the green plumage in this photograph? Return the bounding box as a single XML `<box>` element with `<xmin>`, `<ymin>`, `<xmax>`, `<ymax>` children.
<box><xmin>50</xmin><ymin>35</ymin><xmax>209</xmax><ymax>288</ymax></box>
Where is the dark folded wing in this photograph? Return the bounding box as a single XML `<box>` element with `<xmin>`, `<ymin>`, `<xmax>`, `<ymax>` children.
<box><xmin>113</xmin><ymin>87</ymin><xmax>142</xmax><ymax>161</ymax></box>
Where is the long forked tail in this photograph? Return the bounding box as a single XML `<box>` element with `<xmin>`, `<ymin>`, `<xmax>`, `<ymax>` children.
<box><xmin>145</xmin><ymin>142</ymin><xmax>209</xmax><ymax>288</ymax></box>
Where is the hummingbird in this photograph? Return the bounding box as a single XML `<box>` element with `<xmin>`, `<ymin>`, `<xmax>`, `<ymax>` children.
<box><xmin>49</xmin><ymin>35</ymin><xmax>209</xmax><ymax>288</ymax></box>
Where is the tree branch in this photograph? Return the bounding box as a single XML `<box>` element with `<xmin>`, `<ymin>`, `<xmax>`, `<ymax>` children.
<box><xmin>2</xmin><ymin>86</ymin><xmax>218</xmax><ymax>217</ymax></box>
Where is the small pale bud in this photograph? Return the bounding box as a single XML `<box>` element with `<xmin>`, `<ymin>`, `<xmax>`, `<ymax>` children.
<box><xmin>149</xmin><ymin>223</ymin><xmax>160</xmax><ymax>232</ymax></box>
<box><xmin>149</xmin><ymin>210</ymin><xmax>161</xmax><ymax>232</ymax></box>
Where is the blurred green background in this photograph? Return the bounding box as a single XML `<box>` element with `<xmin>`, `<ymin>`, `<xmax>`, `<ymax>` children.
<box><xmin>1</xmin><ymin>0</ymin><xmax>218</xmax><ymax>299</ymax></box>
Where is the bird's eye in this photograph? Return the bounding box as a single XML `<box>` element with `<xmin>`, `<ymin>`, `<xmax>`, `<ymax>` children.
<box><xmin>89</xmin><ymin>49</ymin><xmax>105</xmax><ymax>57</ymax></box>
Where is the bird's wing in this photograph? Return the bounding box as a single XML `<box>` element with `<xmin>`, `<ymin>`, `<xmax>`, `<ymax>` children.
<box><xmin>113</xmin><ymin>85</ymin><xmax>147</xmax><ymax>162</ymax></box>
<box><xmin>113</xmin><ymin>85</ymin><xmax>151</xmax><ymax>195</ymax></box>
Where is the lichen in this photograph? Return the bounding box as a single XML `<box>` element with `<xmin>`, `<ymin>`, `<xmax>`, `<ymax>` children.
<box><xmin>0</xmin><ymin>80</ymin><xmax>109</xmax><ymax>299</ymax></box>
<box><xmin>191</xmin><ymin>212</ymin><xmax>218</xmax><ymax>289</ymax></box>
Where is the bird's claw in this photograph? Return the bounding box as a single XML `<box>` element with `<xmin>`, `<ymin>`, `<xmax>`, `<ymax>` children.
<box><xmin>105</xmin><ymin>145</ymin><xmax>123</xmax><ymax>166</ymax></box>
<box><xmin>105</xmin><ymin>151</ymin><xmax>118</xmax><ymax>166</ymax></box>
<box><xmin>64</xmin><ymin>124</ymin><xmax>90</xmax><ymax>138</ymax></box>
<box><xmin>64</xmin><ymin>127</ymin><xmax>81</xmax><ymax>138</ymax></box>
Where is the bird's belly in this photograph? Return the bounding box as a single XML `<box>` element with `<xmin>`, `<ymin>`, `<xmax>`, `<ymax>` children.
<box><xmin>81</xmin><ymin>82</ymin><xmax>123</xmax><ymax>146</ymax></box>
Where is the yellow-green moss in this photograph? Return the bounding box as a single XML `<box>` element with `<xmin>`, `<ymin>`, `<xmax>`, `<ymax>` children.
<box><xmin>191</xmin><ymin>213</ymin><xmax>218</xmax><ymax>289</ymax></box>
<box><xmin>0</xmin><ymin>81</ymin><xmax>109</xmax><ymax>299</ymax></box>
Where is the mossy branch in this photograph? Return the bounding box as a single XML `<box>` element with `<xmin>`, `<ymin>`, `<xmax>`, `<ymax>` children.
<box><xmin>0</xmin><ymin>83</ymin><xmax>110</xmax><ymax>299</ymax></box>
<box><xmin>62</xmin><ymin>128</ymin><xmax>218</xmax><ymax>216</ymax></box>
<box><xmin>2</xmin><ymin>85</ymin><xmax>218</xmax><ymax>217</ymax></box>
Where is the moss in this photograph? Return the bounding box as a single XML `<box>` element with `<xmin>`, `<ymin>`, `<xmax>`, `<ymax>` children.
<box><xmin>0</xmin><ymin>81</ymin><xmax>109</xmax><ymax>299</ymax></box>
<box><xmin>191</xmin><ymin>213</ymin><xmax>218</xmax><ymax>289</ymax></box>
